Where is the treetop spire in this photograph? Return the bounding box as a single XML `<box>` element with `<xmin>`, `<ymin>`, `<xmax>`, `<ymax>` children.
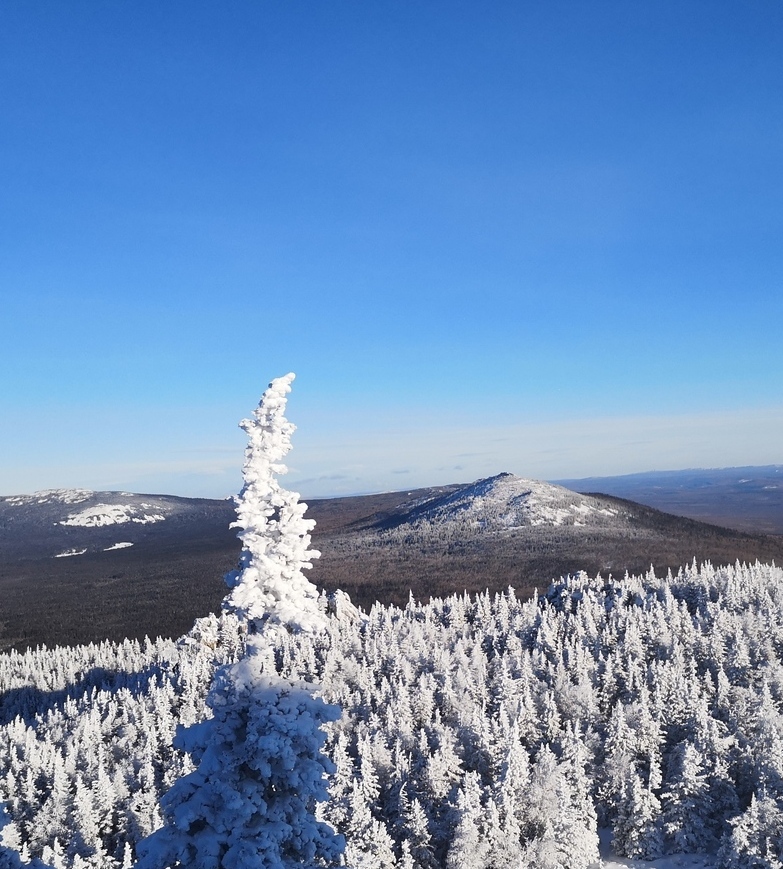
<box><xmin>224</xmin><ymin>373</ymin><xmax>326</xmax><ymax>635</ymax></box>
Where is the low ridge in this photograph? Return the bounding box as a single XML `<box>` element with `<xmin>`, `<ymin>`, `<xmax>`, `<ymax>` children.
<box><xmin>0</xmin><ymin>489</ymin><xmax>235</xmax><ymax>561</ymax></box>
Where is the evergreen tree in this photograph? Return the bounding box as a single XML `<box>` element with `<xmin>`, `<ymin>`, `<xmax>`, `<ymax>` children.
<box><xmin>660</xmin><ymin>741</ymin><xmax>715</xmax><ymax>853</ymax></box>
<box><xmin>134</xmin><ymin>375</ymin><xmax>343</xmax><ymax>869</ymax></box>
<box><xmin>343</xmin><ymin>781</ymin><xmax>396</xmax><ymax>869</ymax></box>
<box><xmin>445</xmin><ymin>772</ymin><xmax>488</xmax><ymax>869</ymax></box>
<box><xmin>613</xmin><ymin>770</ymin><xmax>663</xmax><ymax>860</ymax></box>
<box><xmin>0</xmin><ymin>802</ymin><xmax>23</xmax><ymax>869</ymax></box>
<box><xmin>718</xmin><ymin>791</ymin><xmax>783</xmax><ymax>869</ymax></box>
<box><xmin>404</xmin><ymin>798</ymin><xmax>436</xmax><ymax>869</ymax></box>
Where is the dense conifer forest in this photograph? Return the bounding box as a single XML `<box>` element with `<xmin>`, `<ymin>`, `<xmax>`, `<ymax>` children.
<box><xmin>2</xmin><ymin>560</ymin><xmax>783</xmax><ymax>867</ymax></box>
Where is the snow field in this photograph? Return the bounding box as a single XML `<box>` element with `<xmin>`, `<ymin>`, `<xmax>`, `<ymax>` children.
<box><xmin>58</xmin><ymin>504</ymin><xmax>167</xmax><ymax>528</ymax></box>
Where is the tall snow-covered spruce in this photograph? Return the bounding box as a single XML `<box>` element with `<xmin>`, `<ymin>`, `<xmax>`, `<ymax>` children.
<box><xmin>223</xmin><ymin>373</ymin><xmax>325</xmax><ymax>636</ymax></box>
<box><xmin>134</xmin><ymin>373</ymin><xmax>344</xmax><ymax>869</ymax></box>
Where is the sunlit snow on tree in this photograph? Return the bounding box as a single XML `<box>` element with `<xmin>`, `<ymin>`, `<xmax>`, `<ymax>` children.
<box><xmin>133</xmin><ymin>374</ymin><xmax>343</xmax><ymax>869</ymax></box>
<box><xmin>223</xmin><ymin>373</ymin><xmax>325</xmax><ymax>637</ymax></box>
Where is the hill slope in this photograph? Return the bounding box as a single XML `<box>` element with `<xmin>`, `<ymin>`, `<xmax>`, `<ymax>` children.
<box><xmin>3</xmin><ymin>475</ymin><xmax>783</xmax><ymax>650</ymax></box>
<box><xmin>308</xmin><ymin>473</ymin><xmax>783</xmax><ymax>609</ymax></box>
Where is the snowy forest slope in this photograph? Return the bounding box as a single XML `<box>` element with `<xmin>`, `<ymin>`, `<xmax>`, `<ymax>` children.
<box><xmin>2</xmin><ymin>561</ymin><xmax>783</xmax><ymax>867</ymax></box>
<box><xmin>310</xmin><ymin>474</ymin><xmax>783</xmax><ymax>616</ymax></box>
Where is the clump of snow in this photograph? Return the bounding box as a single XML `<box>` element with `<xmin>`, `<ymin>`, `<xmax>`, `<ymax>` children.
<box><xmin>59</xmin><ymin>504</ymin><xmax>167</xmax><ymax>527</ymax></box>
<box><xmin>53</xmin><ymin>548</ymin><xmax>87</xmax><ymax>558</ymax></box>
<box><xmin>104</xmin><ymin>542</ymin><xmax>133</xmax><ymax>551</ymax></box>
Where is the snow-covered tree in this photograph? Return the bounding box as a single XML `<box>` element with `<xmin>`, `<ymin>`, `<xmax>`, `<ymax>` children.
<box><xmin>718</xmin><ymin>790</ymin><xmax>783</xmax><ymax>869</ymax></box>
<box><xmin>0</xmin><ymin>802</ymin><xmax>23</xmax><ymax>869</ymax></box>
<box><xmin>223</xmin><ymin>374</ymin><xmax>325</xmax><ymax>637</ymax></box>
<box><xmin>134</xmin><ymin>374</ymin><xmax>343</xmax><ymax>869</ymax></box>
<box><xmin>613</xmin><ymin>770</ymin><xmax>663</xmax><ymax>860</ymax></box>
<box><xmin>343</xmin><ymin>780</ymin><xmax>396</xmax><ymax>869</ymax></box>
<box><xmin>660</xmin><ymin>740</ymin><xmax>714</xmax><ymax>853</ymax></box>
<box><xmin>445</xmin><ymin>772</ymin><xmax>488</xmax><ymax>869</ymax></box>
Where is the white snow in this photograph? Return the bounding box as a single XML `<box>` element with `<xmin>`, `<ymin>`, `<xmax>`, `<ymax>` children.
<box><xmin>53</xmin><ymin>548</ymin><xmax>87</xmax><ymax>558</ymax></box>
<box><xmin>104</xmin><ymin>542</ymin><xmax>134</xmax><ymax>551</ymax></box>
<box><xmin>224</xmin><ymin>372</ymin><xmax>326</xmax><ymax>635</ymax></box>
<box><xmin>59</xmin><ymin>504</ymin><xmax>167</xmax><ymax>527</ymax></box>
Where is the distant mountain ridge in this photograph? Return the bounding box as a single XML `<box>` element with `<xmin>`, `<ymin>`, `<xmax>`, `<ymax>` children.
<box><xmin>3</xmin><ymin>472</ymin><xmax>783</xmax><ymax>650</ymax></box>
<box><xmin>556</xmin><ymin>465</ymin><xmax>783</xmax><ymax>534</ymax></box>
<box><xmin>0</xmin><ymin>488</ymin><xmax>235</xmax><ymax>561</ymax></box>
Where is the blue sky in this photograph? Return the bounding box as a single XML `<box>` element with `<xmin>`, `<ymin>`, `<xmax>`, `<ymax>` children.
<box><xmin>2</xmin><ymin>1</ymin><xmax>782</xmax><ymax>499</ymax></box>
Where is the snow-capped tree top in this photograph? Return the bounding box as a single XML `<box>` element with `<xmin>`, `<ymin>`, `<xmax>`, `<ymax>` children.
<box><xmin>237</xmin><ymin>372</ymin><xmax>297</xmax><ymax>480</ymax></box>
<box><xmin>224</xmin><ymin>373</ymin><xmax>326</xmax><ymax>635</ymax></box>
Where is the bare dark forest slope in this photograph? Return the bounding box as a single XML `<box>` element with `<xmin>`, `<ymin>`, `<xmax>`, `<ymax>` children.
<box><xmin>2</xmin><ymin>475</ymin><xmax>782</xmax><ymax>651</ymax></box>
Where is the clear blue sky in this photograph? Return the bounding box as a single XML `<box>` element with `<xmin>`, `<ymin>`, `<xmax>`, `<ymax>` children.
<box><xmin>2</xmin><ymin>1</ymin><xmax>782</xmax><ymax>499</ymax></box>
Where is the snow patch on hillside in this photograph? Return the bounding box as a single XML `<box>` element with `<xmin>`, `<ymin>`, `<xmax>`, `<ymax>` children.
<box><xmin>5</xmin><ymin>488</ymin><xmax>93</xmax><ymax>506</ymax></box>
<box><xmin>59</xmin><ymin>504</ymin><xmax>167</xmax><ymax>527</ymax></box>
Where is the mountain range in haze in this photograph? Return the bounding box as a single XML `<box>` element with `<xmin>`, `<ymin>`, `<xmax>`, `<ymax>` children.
<box><xmin>557</xmin><ymin>464</ymin><xmax>783</xmax><ymax>534</ymax></box>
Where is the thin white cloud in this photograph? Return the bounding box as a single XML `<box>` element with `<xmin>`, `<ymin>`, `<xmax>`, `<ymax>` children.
<box><xmin>3</xmin><ymin>406</ymin><xmax>781</xmax><ymax>500</ymax></box>
<box><xmin>288</xmin><ymin>405</ymin><xmax>783</xmax><ymax>498</ymax></box>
